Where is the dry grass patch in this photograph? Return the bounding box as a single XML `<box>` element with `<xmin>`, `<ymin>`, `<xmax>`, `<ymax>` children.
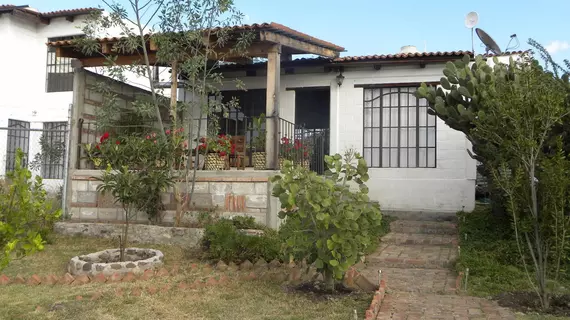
<box><xmin>2</xmin><ymin>235</ymin><xmax>193</xmax><ymax>277</ymax></box>
<box><xmin>0</xmin><ymin>279</ymin><xmax>371</xmax><ymax>320</ymax></box>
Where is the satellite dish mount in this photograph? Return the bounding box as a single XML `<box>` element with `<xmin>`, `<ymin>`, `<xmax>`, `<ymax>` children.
<box><xmin>464</xmin><ymin>12</ymin><xmax>479</xmax><ymax>54</ymax></box>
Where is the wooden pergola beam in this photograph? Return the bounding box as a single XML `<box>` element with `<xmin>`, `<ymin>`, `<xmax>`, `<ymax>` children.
<box><xmin>260</xmin><ymin>31</ymin><xmax>339</xmax><ymax>58</ymax></box>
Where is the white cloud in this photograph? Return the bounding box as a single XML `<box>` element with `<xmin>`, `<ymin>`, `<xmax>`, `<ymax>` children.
<box><xmin>545</xmin><ymin>40</ymin><xmax>570</xmax><ymax>54</ymax></box>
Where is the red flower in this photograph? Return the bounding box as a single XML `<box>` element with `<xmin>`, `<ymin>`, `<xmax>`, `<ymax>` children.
<box><xmin>183</xmin><ymin>140</ymin><xmax>188</xmax><ymax>148</ymax></box>
<box><xmin>95</xmin><ymin>144</ymin><xmax>100</xmax><ymax>150</ymax></box>
<box><xmin>115</xmin><ymin>140</ymin><xmax>120</xmax><ymax>145</ymax></box>
<box><xmin>281</xmin><ymin>137</ymin><xmax>289</xmax><ymax>144</ymax></box>
<box><xmin>219</xmin><ymin>151</ymin><xmax>227</xmax><ymax>157</ymax></box>
<box><xmin>153</xmin><ymin>140</ymin><xmax>157</xmax><ymax>144</ymax></box>
<box><xmin>100</xmin><ymin>132</ymin><xmax>110</xmax><ymax>143</ymax></box>
<box><xmin>166</xmin><ymin>129</ymin><xmax>171</xmax><ymax>135</ymax></box>
<box><xmin>146</xmin><ymin>135</ymin><xmax>150</xmax><ymax>140</ymax></box>
<box><xmin>231</xmin><ymin>144</ymin><xmax>236</xmax><ymax>154</ymax></box>
<box><xmin>197</xmin><ymin>144</ymin><xmax>206</xmax><ymax>151</ymax></box>
<box><xmin>304</xmin><ymin>151</ymin><xmax>308</xmax><ymax>157</ymax></box>
<box><xmin>199</xmin><ymin>137</ymin><xmax>206</xmax><ymax>143</ymax></box>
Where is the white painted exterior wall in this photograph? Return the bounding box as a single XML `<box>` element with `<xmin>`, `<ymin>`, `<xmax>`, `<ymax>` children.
<box><xmin>210</xmin><ymin>61</ymin><xmax>478</xmax><ymax>213</ymax></box>
<box><xmin>0</xmin><ymin>12</ymin><xmax>170</xmax><ymax>191</ymax></box>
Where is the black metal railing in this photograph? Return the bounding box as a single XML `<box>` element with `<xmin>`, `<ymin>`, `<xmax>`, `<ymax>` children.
<box><xmin>78</xmin><ymin>115</ymin><xmax>330</xmax><ymax>174</ymax></box>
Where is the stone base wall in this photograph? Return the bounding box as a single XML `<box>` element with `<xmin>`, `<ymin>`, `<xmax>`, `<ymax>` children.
<box><xmin>54</xmin><ymin>222</ymin><xmax>204</xmax><ymax>248</ymax></box>
<box><xmin>67</xmin><ymin>170</ymin><xmax>279</xmax><ymax>227</ymax></box>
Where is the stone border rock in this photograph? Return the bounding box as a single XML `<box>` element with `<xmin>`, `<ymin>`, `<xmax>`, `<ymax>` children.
<box><xmin>68</xmin><ymin>248</ymin><xmax>164</xmax><ymax>276</ymax></box>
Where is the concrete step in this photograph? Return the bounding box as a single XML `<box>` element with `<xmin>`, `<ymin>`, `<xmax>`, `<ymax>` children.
<box><xmin>383</xmin><ymin>210</ymin><xmax>458</xmax><ymax>222</ymax></box>
<box><xmin>357</xmin><ymin>267</ymin><xmax>458</xmax><ymax>295</ymax></box>
<box><xmin>381</xmin><ymin>233</ymin><xmax>458</xmax><ymax>246</ymax></box>
<box><xmin>389</xmin><ymin>220</ymin><xmax>457</xmax><ymax>235</ymax></box>
<box><xmin>366</xmin><ymin>243</ymin><xmax>458</xmax><ymax>269</ymax></box>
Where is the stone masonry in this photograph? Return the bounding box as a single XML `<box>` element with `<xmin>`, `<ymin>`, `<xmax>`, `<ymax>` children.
<box><xmin>68</xmin><ymin>171</ymin><xmax>276</xmax><ymax>226</ymax></box>
<box><xmin>68</xmin><ymin>248</ymin><xmax>164</xmax><ymax>276</ymax></box>
<box><xmin>359</xmin><ymin>214</ymin><xmax>516</xmax><ymax>320</ymax></box>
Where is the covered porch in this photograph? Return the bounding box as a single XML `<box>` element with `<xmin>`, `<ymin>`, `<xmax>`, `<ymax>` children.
<box><xmin>48</xmin><ymin>22</ymin><xmax>344</xmax><ymax>173</ymax></box>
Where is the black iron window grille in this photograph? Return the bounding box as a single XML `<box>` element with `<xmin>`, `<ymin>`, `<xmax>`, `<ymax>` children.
<box><xmin>363</xmin><ymin>86</ymin><xmax>436</xmax><ymax>168</ymax></box>
<box><xmin>6</xmin><ymin>119</ymin><xmax>30</xmax><ymax>172</ymax></box>
<box><xmin>46</xmin><ymin>35</ymin><xmax>81</xmax><ymax>92</ymax></box>
<box><xmin>41</xmin><ymin>122</ymin><xmax>68</xmax><ymax>179</ymax></box>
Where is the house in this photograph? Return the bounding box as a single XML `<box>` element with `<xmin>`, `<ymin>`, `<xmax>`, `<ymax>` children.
<box><xmin>0</xmin><ymin>4</ymin><xmax>169</xmax><ymax>192</ymax></box>
<box><xmin>49</xmin><ymin>22</ymin><xmax>521</xmax><ymax>225</ymax></box>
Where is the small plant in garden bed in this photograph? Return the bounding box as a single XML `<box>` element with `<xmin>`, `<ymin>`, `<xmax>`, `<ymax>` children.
<box><xmin>201</xmin><ymin>218</ymin><xmax>281</xmax><ymax>263</ymax></box>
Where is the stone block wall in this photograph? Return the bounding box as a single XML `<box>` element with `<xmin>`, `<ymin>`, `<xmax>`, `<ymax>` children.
<box><xmin>68</xmin><ymin>170</ymin><xmax>279</xmax><ymax>227</ymax></box>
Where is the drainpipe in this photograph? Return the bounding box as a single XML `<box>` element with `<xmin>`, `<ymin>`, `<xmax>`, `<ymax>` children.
<box><xmin>335</xmin><ymin>82</ymin><xmax>340</xmax><ymax>154</ymax></box>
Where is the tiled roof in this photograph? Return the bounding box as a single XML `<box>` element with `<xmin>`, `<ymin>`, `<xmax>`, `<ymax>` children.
<box><xmin>0</xmin><ymin>4</ymin><xmax>100</xmax><ymax>18</ymax></box>
<box><xmin>333</xmin><ymin>51</ymin><xmax>471</xmax><ymax>62</ymax></box>
<box><xmin>39</xmin><ymin>7</ymin><xmax>100</xmax><ymax>18</ymax></box>
<box><xmin>47</xmin><ymin>22</ymin><xmax>345</xmax><ymax>52</ymax></box>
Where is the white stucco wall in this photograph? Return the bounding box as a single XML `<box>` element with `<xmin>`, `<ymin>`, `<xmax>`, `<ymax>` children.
<box><xmin>211</xmin><ymin>62</ymin><xmax>477</xmax><ymax>213</ymax></box>
<box><xmin>0</xmin><ymin>13</ymin><xmax>169</xmax><ymax>192</ymax></box>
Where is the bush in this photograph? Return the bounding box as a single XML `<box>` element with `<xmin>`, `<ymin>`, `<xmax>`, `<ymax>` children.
<box><xmin>0</xmin><ymin>150</ymin><xmax>61</xmax><ymax>270</ymax></box>
<box><xmin>202</xmin><ymin>219</ymin><xmax>281</xmax><ymax>263</ymax></box>
<box><xmin>272</xmin><ymin>151</ymin><xmax>382</xmax><ymax>289</ymax></box>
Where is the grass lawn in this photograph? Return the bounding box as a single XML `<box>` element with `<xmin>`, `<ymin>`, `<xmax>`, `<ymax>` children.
<box><xmin>456</xmin><ymin>204</ymin><xmax>570</xmax><ymax>298</ymax></box>
<box><xmin>0</xmin><ymin>235</ymin><xmax>372</xmax><ymax>320</ymax></box>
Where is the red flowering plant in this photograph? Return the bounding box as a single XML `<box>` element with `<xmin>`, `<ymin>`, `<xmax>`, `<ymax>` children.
<box><xmin>195</xmin><ymin>134</ymin><xmax>235</xmax><ymax>158</ymax></box>
<box><xmin>279</xmin><ymin>136</ymin><xmax>312</xmax><ymax>163</ymax></box>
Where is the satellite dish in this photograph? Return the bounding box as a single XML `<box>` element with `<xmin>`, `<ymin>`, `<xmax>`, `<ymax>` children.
<box><xmin>476</xmin><ymin>28</ymin><xmax>502</xmax><ymax>55</ymax></box>
<box><xmin>465</xmin><ymin>12</ymin><xmax>479</xmax><ymax>29</ymax></box>
<box><xmin>465</xmin><ymin>12</ymin><xmax>479</xmax><ymax>54</ymax></box>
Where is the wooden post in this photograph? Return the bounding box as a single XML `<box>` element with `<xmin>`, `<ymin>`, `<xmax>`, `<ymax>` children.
<box><xmin>265</xmin><ymin>44</ymin><xmax>281</xmax><ymax>170</ymax></box>
<box><xmin>170</xmin><ymin>61</ymin><xmax>178</xmax><ymax>125</ymax></box>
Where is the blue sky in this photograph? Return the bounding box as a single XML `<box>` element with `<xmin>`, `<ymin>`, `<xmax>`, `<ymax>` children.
<box><xmin>19</xmin><ymin>0</ymin><xmax>570</xmax><ymax>62</ymax></box>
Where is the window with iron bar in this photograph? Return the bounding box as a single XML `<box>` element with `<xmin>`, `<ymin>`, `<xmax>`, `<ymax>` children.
<box><xmin>6</xmin><ymin>119</ymin><xmax>30</xmax><ymax>172</ymax></box>
<box><xmin>41</xmin><ymin>122</ymin><xmax>68</xmax><ymax>179</ymax></box>
<box><xmin>363</xmin><ymin>86</ymin><xmax>436</xmax><ymax>168</ymax></box>
<box><xmin>46</xmin><ymin>35</ymin><xmax>83</xmax><ymax>93</ymax></box>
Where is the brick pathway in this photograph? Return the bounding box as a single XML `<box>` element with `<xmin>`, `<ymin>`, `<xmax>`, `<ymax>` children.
<box><xmin>360</xmin><ymin>214</ymin><xmax>516</xmax><ymax>320</ymax></box>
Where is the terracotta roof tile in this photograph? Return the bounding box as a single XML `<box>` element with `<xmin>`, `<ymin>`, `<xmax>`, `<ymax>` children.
<box><xmin>0</xmin><ymin>4</ymin><xmax>99</xmax><ymax>18</ymax></box>
<box><xmin>333</xmin><ymin>51</ymin><xmax>471</xmax><ymax>62</ymax></box>
<box><xmin>47</xmin><ymin>22</ymin><xmax>345</xmax><ymax>53</ymax></box>
<box><xmin>40</xmin><ymin>7</ymin><xmax>101</xmax><ymax>18</ymax></box>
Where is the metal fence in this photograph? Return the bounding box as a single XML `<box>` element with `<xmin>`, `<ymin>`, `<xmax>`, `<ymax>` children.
<box><xmin>78</xmin><ymin>115</ymin><xmax>331</xmax><ymax>174</ymax></box>
<box><xmin>0</xmin><ymin>121</ymin><xmax>70</xmax><ymax>196</ymax></box>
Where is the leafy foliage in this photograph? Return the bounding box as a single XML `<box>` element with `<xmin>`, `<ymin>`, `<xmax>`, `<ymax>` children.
<box><xmin>271</xmin><ymin>150</ymin><xmax>382</xmax><ymax>289</ymax></box>
<box><xmin>419</xmin><ymin>50</ymin><xmax>570</xmax><ymax>309</ymax></box>
<box><xmin>202</xmin><ymin>219</ymin><xmax>281</xmax><ymax>263</ymax></box>
<box><xmin>0</xmin><ymin>150</ymin><xmax>61</xmax><ymax>270</ymax></box>
<box><xmin>97</xmin><ymin>164</ymin><xmax>174</xmax><ymax>260</ymax></box>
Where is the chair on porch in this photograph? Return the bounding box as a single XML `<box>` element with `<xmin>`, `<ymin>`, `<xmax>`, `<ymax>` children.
<box><xmin>230</xmin><ymin>135</ymin><xmax>246</xmax><ymax>170</ymax></box>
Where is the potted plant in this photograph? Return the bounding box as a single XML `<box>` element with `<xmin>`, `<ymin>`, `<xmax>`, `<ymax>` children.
<box><xmin>279</xmin><ymin>137</ymin><xmax>311</xmax><ymax>169</ymax></box>
<box><xmin>202</xmin><ymin>134</ymin><xmax>234</xmax><ymax>170</ymax></box>
<box><xmin>251</xmin><ymin>114</ymin><xmax>266</xmax><ymax>170</ymax></box>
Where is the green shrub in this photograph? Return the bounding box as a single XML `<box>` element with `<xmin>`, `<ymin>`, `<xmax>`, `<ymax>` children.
<box><xmin>202</xmin><ymin>219</ymin><xmax>281</xmax><ymax>263</ymax></box>
<box><xmin>272</xmin><ymin>151</ymin><xmax>382</xmax><ymax>289</ymax></box>
<box><xmin>0</xmin><ymin>150</ymin><xmax>61</xmax><ymax>270</ymax></box>
<box><xmin>231</xmin><ymin>215</ymin><xmax>259</xmax><ymax>229</ymax></box>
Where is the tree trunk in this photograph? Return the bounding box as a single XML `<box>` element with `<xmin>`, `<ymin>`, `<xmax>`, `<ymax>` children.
<box><xmin>322</xmin><ymin>269</ymin><xmax>335</xmax><ymax>292</ymax></box>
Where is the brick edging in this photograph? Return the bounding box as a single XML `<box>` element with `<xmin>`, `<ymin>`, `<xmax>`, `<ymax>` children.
<box><xmin>455</xmin><ymin>271</ymin><xmax>464</xmax><ymax>294</ymax></box>
<box><xmin>365</xmin><ymin>279</ymin><xmax>387</xmax><ymax>320</ymax></box>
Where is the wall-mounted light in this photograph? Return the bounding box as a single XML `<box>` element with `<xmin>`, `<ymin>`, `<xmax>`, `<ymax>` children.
<box><xmin>336</xmin><ymin>72</ymin><xmax>345</xmax><ymax>87</ymax></box>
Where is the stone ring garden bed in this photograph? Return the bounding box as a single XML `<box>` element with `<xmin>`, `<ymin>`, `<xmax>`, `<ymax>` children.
<box><xmin>68</xmin><ymin>248</ymin><xmax>164</xmax><ymax>276</ymax></box>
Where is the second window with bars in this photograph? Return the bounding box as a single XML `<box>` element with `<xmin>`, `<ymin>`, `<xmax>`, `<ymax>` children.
<box><xmin>363</xmin><ymin>86</ymin><xmax>436</xmax><ymax>168</ymax></box>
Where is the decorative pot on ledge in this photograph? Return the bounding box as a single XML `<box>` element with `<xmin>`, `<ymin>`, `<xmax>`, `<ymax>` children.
<box><xmin>205</xmin><ymin>153</ymin><xmax>227</xmax><ymax>170</ymax></box>
<box><xmin>252</xmin><ymin>152</ymin><xmax>266</xmax><ymax>170</ymax></box>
